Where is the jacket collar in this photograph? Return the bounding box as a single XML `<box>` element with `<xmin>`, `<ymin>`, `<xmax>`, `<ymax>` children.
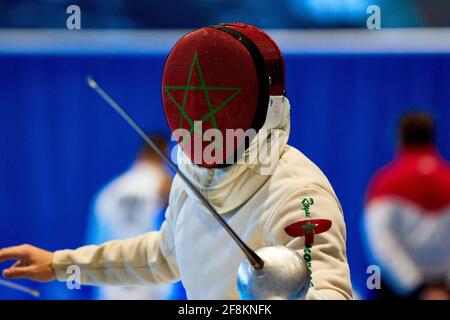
<box><xmin>176</xmin><ymin>96</ymin><xmax>291</xmax><ymax>214</ymax></box>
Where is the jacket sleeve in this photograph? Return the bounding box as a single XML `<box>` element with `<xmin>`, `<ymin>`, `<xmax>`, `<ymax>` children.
<box><xmin>263</xmin><ymin>185</ymin><xmax>353</xmax><ymax>300</ymax></box>
<box><xmin>363</xmin><ymin>200</ymin><xmax>423</xmax><ymax>295</ymax></box>
<box><xmin>52</xmin><ymin>204</ymin><xmax>180</xmax><ymax>286</ymax></box>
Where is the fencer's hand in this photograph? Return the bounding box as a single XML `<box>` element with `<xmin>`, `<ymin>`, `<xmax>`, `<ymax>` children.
<box><xmin>0</xmin><ymin>244</ymin><xmax>55</xmax><ymax>282</ymax></box>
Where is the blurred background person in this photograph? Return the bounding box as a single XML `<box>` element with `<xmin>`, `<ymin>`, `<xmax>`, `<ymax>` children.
<box><xmin>86</xmin><ymin>135</ymin><xmax>185</xmax><ymax>300</ymax></box>
<box><xmin>364</xmin><ymin>112</ymin><xmax>450</xmax><ymax>300</ymax></box>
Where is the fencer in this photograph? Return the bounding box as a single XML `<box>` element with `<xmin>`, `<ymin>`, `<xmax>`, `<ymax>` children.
<box><xmin>0</xmin><ymin>23</ymin><xmax>352</xmax><ymax>300</ymax></box>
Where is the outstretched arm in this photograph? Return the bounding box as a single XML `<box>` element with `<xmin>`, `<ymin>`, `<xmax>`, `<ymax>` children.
<box><xmin>0</xmin><ymin>206</ymin><xmax>179</xmax><ymax>286</ymax></box>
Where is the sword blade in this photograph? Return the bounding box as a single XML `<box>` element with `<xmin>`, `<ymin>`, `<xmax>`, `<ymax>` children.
<box><xmin>0</xmin><ymin>278</ymin><xmax>40</xmax><ymax>297</ymax></box>
<box><xmin>86</xmin><ymin>76</ymin><xmax>263</xmax><ymax>269</ymax></box>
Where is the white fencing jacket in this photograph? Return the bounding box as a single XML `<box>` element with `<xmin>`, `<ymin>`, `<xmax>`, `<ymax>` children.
<box><xmin>53</xmin><ymin>96</ymin><xmax>353</xmax><ymax>300</ymax></box>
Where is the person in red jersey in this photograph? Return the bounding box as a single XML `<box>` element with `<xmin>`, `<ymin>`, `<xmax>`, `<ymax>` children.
<box><xmin>364</xmin><ymin>112</ymin><xmax>450</xmax><ymax>300</ymax></box>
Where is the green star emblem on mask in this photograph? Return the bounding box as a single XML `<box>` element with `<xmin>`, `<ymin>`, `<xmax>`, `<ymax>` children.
<box><xmin>163</xmin><ymin>52</ymin><xmax>242</xmax><ymax>144</ymax></box>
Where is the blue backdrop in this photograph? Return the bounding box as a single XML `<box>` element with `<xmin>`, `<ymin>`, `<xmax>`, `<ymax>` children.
<box><xmin>0</xmin><ymin>52</ymin><xmax>449</xmax><ymax>299</ymax></box>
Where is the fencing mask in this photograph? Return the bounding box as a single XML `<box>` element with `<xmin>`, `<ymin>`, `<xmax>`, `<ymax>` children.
<box><xmin>162</xmin><ymin>22</ymin><xmax>285</xmax><ymax>168</ymax></box>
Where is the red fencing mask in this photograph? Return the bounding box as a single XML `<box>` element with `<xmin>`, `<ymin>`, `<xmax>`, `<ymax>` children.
<box><xmin>162</xmin><ymin>23</ymin><xmax>285</xmax><ymax>168</ymax></box>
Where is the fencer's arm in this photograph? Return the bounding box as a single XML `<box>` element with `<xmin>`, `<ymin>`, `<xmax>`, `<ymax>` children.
<box><xmin>52</xmin><ymin>206</ymin><xmax>180</xmax><ymax>286</ymax></box>
<box><xmin>263</xmin><ymin>185</ymin><xmax>353</xmax><ymax>300</ymax></box>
